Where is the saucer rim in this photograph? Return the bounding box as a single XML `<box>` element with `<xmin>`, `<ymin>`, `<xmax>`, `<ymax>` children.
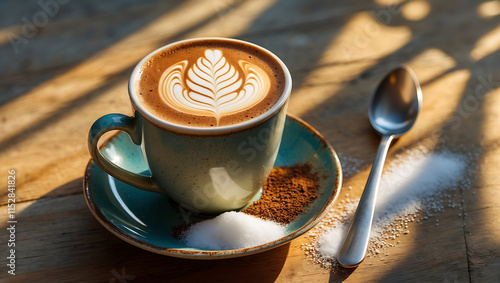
<box><xmin>83</xmin><ymin>114</ymin><xmax>343</xmax><ymax>259</ymax></box>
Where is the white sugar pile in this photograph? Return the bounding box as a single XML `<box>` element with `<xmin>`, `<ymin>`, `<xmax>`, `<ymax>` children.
<box><xmin>304</xmin><ymin>147</ymin><xmax>468</xmax><ymax>268</ymax></box>
<box><xmin>182</xmin><ymin>211</ymin><xmax>286</xmax><ymax>250</ymax></box>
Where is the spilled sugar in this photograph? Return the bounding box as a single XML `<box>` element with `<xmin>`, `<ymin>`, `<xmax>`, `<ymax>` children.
<box><xmin>374</xmin><ymin>150</ymin><xmax>466</xmax><ymax>228</ymax></box>
<box><xmin>182</xmin><ymin>211</ymin><xmax>286</xmax><ymax>250</ymax></box>
<box><xmin>304</xmin><ymin>147</ymin><xmax>470</xmax><ymax>269</ymax></box>
<box><xmin>337</xmin><ymin>153</ymin><xmax>366</xmax><ymax>179</ymax></box>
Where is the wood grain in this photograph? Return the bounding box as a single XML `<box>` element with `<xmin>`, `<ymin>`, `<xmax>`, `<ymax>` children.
<box><xmin>1</xmin><ymin>0</ymin><xmax>500</xmax><ymax>281</ymax></box>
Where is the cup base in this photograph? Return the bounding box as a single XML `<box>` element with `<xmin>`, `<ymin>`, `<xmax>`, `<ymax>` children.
<box><xmin>169</xmin><ymin>188</ymin><xmax>264</xmax><ymax>219</ymax></box>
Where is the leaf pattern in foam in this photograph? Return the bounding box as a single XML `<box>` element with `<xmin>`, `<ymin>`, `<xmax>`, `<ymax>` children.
<box><xmin>158</xmin><ymin>49</ymin><xmax>270</xmax><ymax>125</ymax></box>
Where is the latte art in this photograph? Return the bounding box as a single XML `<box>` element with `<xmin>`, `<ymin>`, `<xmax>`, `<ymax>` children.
<box><xmin>137</xmin><ymin>39</ymin><xmax>286</xmax><ymax>127</ymax></box>
<box><xmin>158</xmin><ymin>49</ymin><xmax>270</xmax><ymax>125</ymax></box>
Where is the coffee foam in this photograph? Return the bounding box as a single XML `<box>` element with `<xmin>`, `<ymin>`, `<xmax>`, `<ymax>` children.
<box><xmin>136</xmin><ymin>39</ymin><xmax>285</xmax><ymax>127</ymax></box>
<box><xmin>159</xmin><ymin>49</ymin><xmax>271</xmax><ymax>125</ymax></box>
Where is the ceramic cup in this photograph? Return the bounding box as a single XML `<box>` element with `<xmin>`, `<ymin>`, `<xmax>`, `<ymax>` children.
<box><xmin>88</xmin><ymin>38</ymin><xmax>292</xmax><ymax>214</ymax></box>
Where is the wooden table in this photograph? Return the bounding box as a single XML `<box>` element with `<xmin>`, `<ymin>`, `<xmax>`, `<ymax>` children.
<box><xmin>2</xmin><ymin>0</ymin><xmax>499</xmax><ymax>281</ymax></box>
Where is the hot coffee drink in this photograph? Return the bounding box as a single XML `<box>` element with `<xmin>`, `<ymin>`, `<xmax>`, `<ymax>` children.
<box><xmin>136</xmin><ymin>38</ymin><xmax>286</xmax><ymax>127</ymax></box>
<box><xmin>90</xmin><ymin>38</ymin><xmax>292</xmax><ymax>213</ymax></box>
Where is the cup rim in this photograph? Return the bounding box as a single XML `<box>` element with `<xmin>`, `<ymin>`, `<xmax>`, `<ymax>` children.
<box><xmin>128</xmin><ymin>37</ymin><xmax>292</xmax><ymax>135</ymax></box>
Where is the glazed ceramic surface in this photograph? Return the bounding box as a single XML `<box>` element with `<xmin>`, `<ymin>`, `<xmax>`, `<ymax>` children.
<box><xmin>84</xmin><ymin>115</ymin><xmax>342</xmax><ymax>259</ymax></box>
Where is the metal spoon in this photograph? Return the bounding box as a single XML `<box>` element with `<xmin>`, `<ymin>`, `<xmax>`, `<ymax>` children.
<box><xmin>337</xmin><ymin>66</ymin><xmax>422</xmax><ymax>268</ymax></box>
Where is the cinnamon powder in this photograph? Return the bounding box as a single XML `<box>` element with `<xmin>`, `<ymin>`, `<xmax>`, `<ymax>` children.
<box><xmin>243</xmin><ymin>164</ymin><xmax>319</xmax><ymax>225</ymax></box>
<box><xmin>173</xmin><ymin>164</ymin><xmax>320</xmax><ymax>240</ymax></box>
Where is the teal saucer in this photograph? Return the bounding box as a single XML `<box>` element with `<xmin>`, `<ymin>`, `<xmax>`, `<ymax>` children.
<box><xmin>83</xmin><ymin>115</ymin><xmax>342</xmax><ymax>259</ymax></box>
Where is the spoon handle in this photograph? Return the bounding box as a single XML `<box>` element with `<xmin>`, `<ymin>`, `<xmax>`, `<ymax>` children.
<box><xmin>337</xmin><ymin>134</ymin><xmax>394</xmax><ymax>268</ymax></box>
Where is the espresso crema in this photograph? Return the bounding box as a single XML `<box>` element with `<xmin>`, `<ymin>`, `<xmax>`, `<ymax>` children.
<box><xmin>136</xmin><ymin>39</ymin><xmax>286</xmax><ymax>127</ymax></box>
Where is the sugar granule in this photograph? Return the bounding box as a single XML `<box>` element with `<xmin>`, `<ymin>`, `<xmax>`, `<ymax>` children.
<box><xmin>182</xmin><ymin>211</ymin><xmax>286</xmax><ymax>250</ymax></box>
<box><xmin>305</xmin><ymin>148</ymin><xmax>467</xmax><ymax>268</ymax></box>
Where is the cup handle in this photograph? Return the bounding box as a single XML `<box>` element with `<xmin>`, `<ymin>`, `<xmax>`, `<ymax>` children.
<box><xmin>88</xmin><ymin>113</ymin><xmax>161</xmax><ymax>193</ymax></box>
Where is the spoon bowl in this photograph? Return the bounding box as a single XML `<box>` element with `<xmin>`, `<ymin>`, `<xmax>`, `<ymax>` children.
<box><xmin>369</xmin><ymin>66</ymin><xmax>422</xmax><ymax>137</ymax></box>
<box><xmin>337</xmin><ymin>66</ymin><xmax>422</xmax><ymax>268</ymax></box>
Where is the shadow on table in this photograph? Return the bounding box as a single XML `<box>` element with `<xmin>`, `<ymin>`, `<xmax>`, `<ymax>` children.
<box><xmin>0</xmin><ymin>0</ymin><xmax>187</xmax><ymax>106</ymax></box>
<box><xmin>2</xmin><ymin>0</ymin><xmax>349</xmax><ymax>280</ymax></box>
<box><xmin>301</xmin><ymin>0</ymin><xmax>500</xmax><ymax>281</ymax></box>
<box><xmin>4</xmin><ymin>0</ymin><xmax>500</xmax><ymax>280</ymax></box>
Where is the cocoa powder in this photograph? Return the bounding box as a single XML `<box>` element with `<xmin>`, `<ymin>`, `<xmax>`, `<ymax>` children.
<box><xmin>173</xmin><ymin>164</ymin><xmax>320</xmax><ymax>240</ymax></box>
<box><xmin>243</xmin><ymin>164</ymin><xmax>319</xmax><ymax>225</ymax></box>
